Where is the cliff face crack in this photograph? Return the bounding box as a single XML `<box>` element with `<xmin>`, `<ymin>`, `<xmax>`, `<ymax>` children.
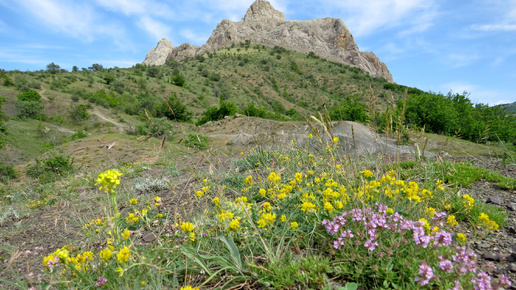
<box><xmin>142</xmin><ymin>0</ymin><xmax>393</xmax><ymax>82</ymax></box>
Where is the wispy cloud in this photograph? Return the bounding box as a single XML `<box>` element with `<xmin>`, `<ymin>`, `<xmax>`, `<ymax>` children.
<box><xmin>180</xmin><ymin>29</ymin><xmax>210</xmax><ymax>45</ymax></box>
<box><xmin>472</xmin><ymin>24</ymin><xmax>516</xmax><ymax>32</ymax></box>
<box><xmin>316</xmin><ymin>0</ymin><xmax>438</xmax><ymax>36</ymax></box>
<box><xmin>447</xmin><ymin>53</ymin><xmax>480</xmax><ymax>68</ymax></box>
<box><xmin>138</xmin><ymin>16</ymin><xmax>172</xmax><ymax>41</ymax></box>
<box><xmin>470</xmin><ymin>0</ymin><xmax>516</xmax><ymax>32</ymax></box>
<box><xmin>0</xmin><ymin>50</ymin><xmax>49</xmax><ymax>65</ymax></box>
<box><xmin>15</xmin><ymin>0</ymin><xmax>124</xmax><ymax>42</ymax></box>
<box><xmin>440</xmin><ymin>81</ymin><xmax>512</xmax><ymax>105</ymax></box>
<box><xmin>93</xmin><ymin>0</ymin><xmax>174</xmax><ymax>18</ymax></box>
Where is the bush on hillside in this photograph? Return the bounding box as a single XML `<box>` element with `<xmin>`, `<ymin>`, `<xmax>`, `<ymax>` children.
<box><xmin>329</xmin><ymin>97</ymin><xmax>369</xmax><ymax>123</ymax></box>
<box><xmin>26</xmin><ymin>154</ymin><xmax>74</xmax><ymax>183</ymax></box>
<box><xmin>0</xmin><ymin>163</ymin><xmax>17</xmax><ymax>183</ymax></box>
<box><xmin>69</xmin><ymin>104</ymin><xmax>90</xmax><ymax>122</ymax></box>
<box><xmin>184</xmin><ymin>132</ymin><xmax>208</xmax><ymax>149</ymax></box>
<box><xmin>136</xmin><ymin>117</ymin><xmax>177</xmax><ymax>139</ymax></box>
<box><xmin>155</xmin><ymin>93</ymin><xmax>192</xmax><ymax>122</ymax></box>
<box><xmin>15</xmin><ymin>90</ymin><xmax>44</xmax><ymax>119</ymax></box>
<box><xmin>196</xmin><ymin>101</ymin><xmax>238</xmax><ymax>126</ymax></box>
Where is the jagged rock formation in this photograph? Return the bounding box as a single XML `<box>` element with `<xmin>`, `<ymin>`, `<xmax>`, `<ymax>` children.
<box><xmin>142</xmin><ymin>0</ymin><xmax>393</xmax><ymax>82</ymax></box>
<box><xmin>142</xmin><ymin>38</ymin><xmax>174</xmax><ymax>66</ymax></box>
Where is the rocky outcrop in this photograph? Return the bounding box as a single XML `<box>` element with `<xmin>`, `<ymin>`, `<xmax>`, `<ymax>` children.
<box><xmin>168</xmin><ymin>43</ymin><xmax>200</xmax><ymax>62</ymax></box>
<box><xmin>142</xmin><ymin>38</ymin><xmax>174</xmax><ymax>66</ymax></box>
<box><xmin>142</xmin><ymin>0</ymin><xmax>393</xmax><ymax>82</ymax></box>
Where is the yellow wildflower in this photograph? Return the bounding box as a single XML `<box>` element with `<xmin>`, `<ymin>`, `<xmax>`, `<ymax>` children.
<box><xmin>332</xmin><ymin>137</ymin><xmax>339</xmax><ymax>144</ymax></box>
<box><xmin>181</xmin><ymin>222</ymin><xmax>195</xmax><ymax>232</ymax></box>
<box><xmin>99</xmin><ymin>248</ymin><xmax>113</xmax><ymax>261</ymax></box>
<box><xmin>301</xmin><ymin>201</ymin><xmax>316</xmax><ymax>212</ymax></box>
<box><xmin>281</xmin><ymin>214</ymin><xmax>286</xmax><ymax>222</ymax></box>
<box><xmin>189</xmin><ymin>232</ymin><xmax>196</xmax><ymax>241</ymax></box>
<box><xmin>96</xmin><ymin>169</ymin><xmax>123</xmax><ymax>194</ymax></box>
<box><xmin>268</xmin><ymin>172</ymin><xmax>281</xmax><ymax>184</ymax></box>
<box><xmin>244</xmin><ymin>175</ymin><xmax>253</xmax><ymax>185</ymax></box>
<box><xmin>457</xmin><ymin>233</ymin><xmax>466</xmax><ymax>243</ymax></box>
<box><xmin>323</xmin><ymin>202</ymin><xmax>334</xmax><ymax>213</ymax></box>
<box><xmin>121</xmin><ymin>229</ymin><xmax>131</xmax><ymax>240</ymax></box>
<box><xmin>229</xmin><ymin>219</ymin><xmax>240</xmax><ymax>230</ymax></box>
<box><xmin>257</xmin><ymin>219</ymin><xmax>267</xmax><ymax>228</ymax></box>
<box><xmin>116</xmin><ymin>246</ymin><xmax>130</xmax><ymax>263</ymax></box>
<box><xmin>54</xmin><ymin>247</ymin><xmax>69</xmax><ymax>259</ymax></box>
<box><xmin>116</xmin><ymin>266</ymin><xmax>124</xmax><ymax>277</ymax></box>
<box><xmin>129</xmin><ymin>198</ymin><xmax>138</xmax><ymax>205</ymax></box>
<box><xmin>291</xmin><ymin>222</ymin><xmax>299</xmax><ymax>230</ymax></box>
<box><xmin>362</xmin><ymin>169</ymin><xmax>373</xmax><ymax>178</ymax></box>
<box><xmin>180</xmin><ymin>286</ymin><xmax>200</xmax><ymax>290</ymax></box>
<box><xmin>447</xmin><ymin>215</ymin><xmax>458</xmax><ymax>227</ymax></box>
<box><xmin>426</xmin><ymin>207</ymin><xmax>436</xmax><ymax>217</ymax></box>
<box><xmin>262</xmin><ymin>202</ymin><xmax>272</xmax><ymax>212</ymax></box>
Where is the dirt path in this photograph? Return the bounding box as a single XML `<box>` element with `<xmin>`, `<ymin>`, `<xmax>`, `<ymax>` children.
<box><xmin>90</xmin><ymin>108</ymin><xmax>128</xmax><ymax>133</ymax></box>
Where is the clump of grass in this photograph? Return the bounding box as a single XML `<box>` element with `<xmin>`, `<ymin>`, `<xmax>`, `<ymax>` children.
<box><xmin>184</xmin><ymin>132</ymin><xmax>208</xmax><ymax>150</ymax></box>
<box><xmin>0</xmin><ymin>162</ymin><xmax>17</xmax><ymax>183</ymax></box>
<box><xmin>26</xmin><ymin>153</ymin><xmax>74</xmax><ymax>184</ymax></box>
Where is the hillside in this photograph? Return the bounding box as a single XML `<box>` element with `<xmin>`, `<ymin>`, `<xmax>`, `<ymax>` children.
<box><xmin>0</xmin><ymin>45</ymin><xmax>405</xmax><ymax>165</ymax></box>
<box><xmin>501</xmin><ymin>102</ymin><xmax>516</xmax><ymax>114</ymax></box>
<box><xmin>1</xmin><ymin>44</ymin><xmax>516</xmax><ymax>288</ymax></box>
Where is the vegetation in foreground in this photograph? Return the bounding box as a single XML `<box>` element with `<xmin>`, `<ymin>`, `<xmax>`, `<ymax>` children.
<box><xmin>1</xmin><ymin>113</ymin><xmax>514</xmax><ymax>289</ymax></box>
<box><xmin>0</xmin><ymin>44</ymin><xmax>515</xmax><ymax>289</ymax></box>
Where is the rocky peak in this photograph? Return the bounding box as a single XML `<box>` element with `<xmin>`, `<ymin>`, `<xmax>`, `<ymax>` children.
<box><xmin>243</xmin><ymin>0</ymin><xmax>285</xmax><ymax>26</ymax></box>
<box><xmin>142</xmin><ymin>38</ymin><xmax>173</xmax><ymax>66</ymax></box>
<box><xmin>142</xmin><ymin>1</ymin><xmax>393</xmax><ymax>82</ymax></box>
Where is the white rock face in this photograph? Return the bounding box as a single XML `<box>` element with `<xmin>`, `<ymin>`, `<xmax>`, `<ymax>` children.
<box><xmin>142</xmin><ymin>0</ymin><xmax>393</xmax><ymax>82</ymax></box>
<box><xmin>142</xmin><ymin>38</ymin><xmax>174</xmax><ymax>66</ymax></box>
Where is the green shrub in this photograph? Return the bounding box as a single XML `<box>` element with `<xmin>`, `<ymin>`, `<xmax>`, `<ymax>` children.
<box><xmin>0</xmin><ymin>163</ymin><xmax>17</xmax><ymax>183</ymax></box>
<box><xmin>172</xmin><ymin>74</ymin><xmax>186</xmax><ymax>87</ymax></box>
<box><xmin>244</xmin><ymin>103</ymin><xmax>267</xmax><ymax>118</ymax></box>
<box><xmin>196</xmin><ymin>101</ymin><xmax>238</xmax><ymax>126</ymax></box>
<box><xmin>136</xmin><ymin>117</ymin><xmax>177</xmax><ymax>138</ymax></box>
<box><xmin>156</xmin><ymin>94</ymin><xmax>192</xmax><ymax>122</ymax></box>
<box><xmin>184</xmin><ymin>132</ymin><xmax>208</xmax><ymax>149</ymax></box>
<box><xmin>15</xmin><ymin>90</ymin><xmax>44</xmax><ymax>119</ymax></box>
<box><xmin>71</xmin><ymin>130</ymin><xmax>88</xmax><ymax>140</ymax></box>
<box><xmin>70</xmin><ymin>104</ymin><xmax>90</xmax><ymax>121</ymax></box>
<box><xmin>329</xmin><ymin>97</ymin><xmax>369</xmax><ymax>123</ymax></box>
<box><xmin>26</xmin><ymin>154</ymin><xmax>74</xmax><ymax>183</ymax></box>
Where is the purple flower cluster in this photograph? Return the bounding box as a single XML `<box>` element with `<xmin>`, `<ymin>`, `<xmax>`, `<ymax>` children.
<box><xmin>322</xmin><ymin>203</ymin><xmax>452</xmax><ymax>253</ymax></box>
<box><xmin>415</xmin><ymin>263</ymin><xmax>434</xmax><ymax>286</ymax></box>
<box><xmin>96</xmin><ymin>276</ymin><xmax>108</xmax><ymax>287</ymax></box>
<box><xmin>321</xmin><ymin>203</ymin><xmax>513</xmax><ymax>288</ymax></box>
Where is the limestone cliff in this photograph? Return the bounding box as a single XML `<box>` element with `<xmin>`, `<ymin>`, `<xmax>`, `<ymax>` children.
<box><xmin>142</xmin><ymin>0</ymin><xmax>393</xmax><ymax>82</ymax></box>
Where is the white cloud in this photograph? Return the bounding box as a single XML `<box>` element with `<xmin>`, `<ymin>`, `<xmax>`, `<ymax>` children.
<box><xmin>180</xmin><ymin>29</ymin><xmax>210</xmax><ymax>45</ymax></box>
<box><xmin>0</xmin><ymin>50</ymin><xmax>48</xmax><ymax>65</ymax></box>
<box><xmin>470</xmin><ymin>0</ymin><xmax>516</xmax><ymax>32</ymax></box>
<box><xmin>440</xmin><ymin>81</ymin><xmax>512</xmax><ymax>105</ymax></box>
<box><xmin>447</xmin><ymin>54</ymin><xmax>480</xmax><ymax>68</ymax></box>
<box><xmin>317</xmin><ymin>0</ymin><xmax>438</xmax><ymax>36</ymax></box>
<box><xmin>93</xmin><ymin>0</ymin><xmax>174</xmax><ymax>18</ymax></box>
<box><xmin>138</xmin><ymin>16</ymin><xmax>172</xmax><ymax>41</ymax></box>
<box><xmin>16</xmin><ymin>0</ymin><xmax>124</xmax><ymax>42</ymax></box>
<box><xmin>472</xmin><ymin>24</ymin><xmax>516</xmax><ymax>32</ymax></box>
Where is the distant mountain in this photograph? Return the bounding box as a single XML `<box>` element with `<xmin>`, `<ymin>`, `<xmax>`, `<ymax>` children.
<box><xmin>500</xmin><ymin>102</ymin><xmax>516</xmax><ymax>114</ymax></box>
<box><xmin>143</xmin><ymin>0</ymin><xmax>393</xmax><ymax>82</ymax></box>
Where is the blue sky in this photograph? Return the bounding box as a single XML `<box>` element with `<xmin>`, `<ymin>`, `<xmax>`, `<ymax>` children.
<box><xmin>1</xmin><ymin>0</ymin><xmax>515</xmax><ymax>105</ymax></box>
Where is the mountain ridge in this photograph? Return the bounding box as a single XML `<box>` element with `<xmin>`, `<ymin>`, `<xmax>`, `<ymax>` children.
<box><xmin>142</xmin><ymin>0</ymin><xmax>393</xmax><ymax>82</ymax></box>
